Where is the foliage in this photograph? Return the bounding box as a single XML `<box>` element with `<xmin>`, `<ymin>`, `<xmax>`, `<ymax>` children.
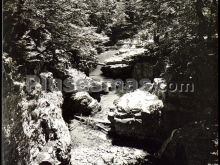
<box><xmin>139</xmin><ymin>0</ymin><xmax>218</xmax><ymax>108</ymax></box>
<box><xmin>3</xmin><ymin>0</ymin><xmax>111</xmax><ymax>74</ymax></box>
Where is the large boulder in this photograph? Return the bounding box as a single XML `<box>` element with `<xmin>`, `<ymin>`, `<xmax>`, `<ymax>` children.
<box><xmin>63</xmin><ymin>92</ymin><xmax>101</xmax><ymax>120</ymax></box>
<box><xmin>108</xmin><ymin>89</ymin><xmax>164</xmax><ymax>140</ymax></box>
<box><xmin>63</xmin><ymin>68</ymin><xmax>104</xmax><ymax>95</ymax></box>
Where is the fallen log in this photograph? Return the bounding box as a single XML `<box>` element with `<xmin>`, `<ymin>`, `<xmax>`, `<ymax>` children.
<box><xmin>73</xmin><ymin>115</ymin><xmax>111</xmax><ymax>133</ymax></box>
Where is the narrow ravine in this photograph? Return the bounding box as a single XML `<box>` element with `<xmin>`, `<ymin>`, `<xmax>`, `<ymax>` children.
<box><xmin>3</xmin><ymin>1</ymin><xmax>218</xmax><ymax>165</ymax></box>
<box><xmin>68</xmin><ymin>49</ymin><xmax>150</xmax><ymax>165</ymax></box>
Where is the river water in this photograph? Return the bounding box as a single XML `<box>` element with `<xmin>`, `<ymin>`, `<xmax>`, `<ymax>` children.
<box><xmin>89</xmin><ymin>50</ymin><xmax>117</xmax><ymax>81</ymax></box>
<box><xmin>89</xmin><ymin>50</ymin><xmax>120</xmax><ymax>121</ymax></box>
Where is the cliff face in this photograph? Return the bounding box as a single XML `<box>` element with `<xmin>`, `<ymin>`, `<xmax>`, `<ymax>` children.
<box><xmin>20</xmin><ymin>81</ymin><xmax>71</xmax><ymax>165</ymax></box>
<box><xmin>3</xmin><ymin>55</ymin><xmax>71</xmax><ymax>165</ymax></box>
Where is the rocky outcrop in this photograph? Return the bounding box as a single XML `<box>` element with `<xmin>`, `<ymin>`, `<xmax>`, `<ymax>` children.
<box><xmin>22</xmin><ymin>89</ymin><xmax>71</xmax><ymax>165</ymax></box>
<box><xmin>62</xmin><ymin>68</ymin><xmax>105</xmax><ymax>120</ymax></box>
<box><xmin>101</xmin><ymin>48</ymin><xmax>157</xmax><ymax>79</ymax></box>
<box><xmin>3</xmin><ymin>68</ymin><xmax>71</xmax><ymax>164</ymax></box>
<box><xmin>108</xmin><ymin>89</ymin><xmax>164</xmax><ymax>140</ymax></box>
<box><xmin>63</xmin><ymin>92</ymin><xmax>101</xmax><ymax>120</ymax></box>
<box><xmin>106</xmin><ymin>78</ymin><xmax>167</xmax><ymax>140</ymax></box>
<box><xmin>157</xmin><ymin>122</ymin><xmax>216</xmax><ymax>165</ymax></box>
<box><xmin>63</xmin><ymin>68</ymin><xmax>104</xmax><ymax>94</ymax></box>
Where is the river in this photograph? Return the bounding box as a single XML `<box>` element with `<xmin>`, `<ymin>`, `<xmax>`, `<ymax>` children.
<box><xmin>89</xmin><ymin>50</ymin><xmax>120</xmax><ymax>121</ymax></box>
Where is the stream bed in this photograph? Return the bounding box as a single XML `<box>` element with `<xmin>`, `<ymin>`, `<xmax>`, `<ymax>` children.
<box><xmin>69</xmin><ymin>49</ymin><xmax>152</xmax><ymax>165</ymax></box>
<box><xmin>89</xmin><ymin>50</ymin><xmax>120</xmax><ymax>121</ymax></box>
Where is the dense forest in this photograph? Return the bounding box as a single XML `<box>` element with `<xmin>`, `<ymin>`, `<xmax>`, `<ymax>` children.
<box><xmin>3</xmin><ymin>0</ymin><xmax>218</xmax><ymax>165</ymax></box>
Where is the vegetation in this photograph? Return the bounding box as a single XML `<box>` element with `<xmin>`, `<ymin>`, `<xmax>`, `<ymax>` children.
<box><xmin>3</xmin><ymin>0</ymin><xmax>218</xmax><ymax>164</ymax></box>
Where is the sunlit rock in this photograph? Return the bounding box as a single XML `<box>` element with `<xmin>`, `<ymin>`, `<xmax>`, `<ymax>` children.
<box><xmin>101</xmin><ymin>48</ymin><xmax>157</xmax><ymax>79</ymax></box>
<box><xmin>3</xmin><ymin>70</ymin><xmax>71</xmax><ymax>164</ymax></box>
<box><xmin>63</xmin><ymin>91</ymin><xmax>101</xmax><ymax>120</ymax></box>
<box><xmin>108</xmin><ymin>89</ymin><xmax>164</xmax><ymax>139</ymax></box>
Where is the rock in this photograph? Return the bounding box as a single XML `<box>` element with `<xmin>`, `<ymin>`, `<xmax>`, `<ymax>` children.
<box><xmin>101</xmin><ymin>48</ymin><xmax>158</xmax><ymax>79</ymax></box>
<box><xmin>62</xmin><ymin>68</ymin><xmax>105</xmax><ymax>120</ymax></box>
<box><xmin>40</xmin><ymin>72</ymin><xmax>60</xmax><ymax>92</ymax></box>
<box><xmin>35</xmin><ymin>152</ymin><xmax>53</xmax><ymax>165</ymax></box>
<box><xmin>140</xmin><ymin>78</ymin><xmax>167</xmax><ymax>98</ymax></box>
<box><xmin>63</xmin><ymin>92</ymin><xmax>101</xmax><ymax>119</ymax></box>
<box><xmin>151</xmin><ymin>78</ymin><xmax>167</xmax><ymax>100</ymax></box>
<box><xmin>22</xmin><ymin>76</ymin><xmax>71</xmax><ymax>164</ymax></box>
<box><xmin>101</xmin><ymin>48</ymin><xmax>147</xmax><ymax>78</ymax></box>
<box><xmin>103</xmin><ymin>48</ymin><xmax>147</xmax><ymax>64</ymax></box>
<box><xmin>3</xmin><ymin>71</ymin><xmax>71</xmax><ymax>165</ymax></box>
<box><xmin>110</xmin><ymin>78</ymin><xmax>197</xmax><ymax>140</ymax></box>
<box><xmin>101</xmin><ymin>64</ymin><xmax>133</xmax><ymax>79</ymax></box>
<box><xmin>39</xmin><ymin>161</ymin><xmax>53</xmax><ymax>165</ymax></box>
<box><xmin>72</xmin><ymin>92</ymin><xmax>101</xmax><ymax>115</ymax></box>
<box><xmin>158</xmin><ymin>122</ymin><xmax>214</xmax><ymax>165</ymax></box>
<box><xmin>63</xmin><ymin>68</ymin><xmax>103</xmax><ymax>94</ymax></box>
<box><xmin>108</xmin><ymin>89</ymin><xmax>164</xmax><ymax>139</ymax></box>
